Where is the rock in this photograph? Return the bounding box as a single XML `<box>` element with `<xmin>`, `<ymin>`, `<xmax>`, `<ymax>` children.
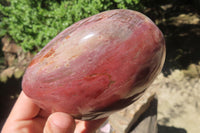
<box><xmin>2</xmin><ymin>35</ymin><xmax>22</xmax><ymax>54</ymax></box>
<box><xmin>169</xmin><ymin>13</ymin><xmax>200</xmax><ymax>26</ymax></box>
<box><xmin>14</xmin><ymin>68</ymin><xmax>24</xmax><ymax>79</ymax></box>
<box><xmin>183</xmin><ymin>64</ymin><xmax>200</xmax><ymax>78</ymax></box>
<box><xmin>160</xmin><ymin>4</ymin><xmax>173</xmax><ymax>11</ymax></box>
<box><xmin>0</xmin><ymin>67</ymin><xmax>15</xmax><ymax>82</ymax></box>
<box><xmin>2</xmin><ymin>36</ymin><xmax>22</xmax><ymax>67</ymax></box>
<box><xmin>0</xmin><ymin>73</ymin><xmax>7</xmax><ymax>83</ymax></box>
<box><xmin>3</xmin><ymin>53</ymin><xmax>16</xmax><ymax>67</ymax></box>
<box><xmin>0</xmin><ymin>36</ymin><xmax>34</xmax><ymax>82</ymax></box>
<box><xmin>168</xmin><ymin>69</ymin><xmax>185</xmax><ymax>81</ymax></box>
<box><xmin>109</xmin><ymin>83</ymin><xmax>158</xmax><ymax>133</ymax></box>
<box><xmin>98</xmin><ymin>96</ymin><xmax>158</xmax><ymax>133</ymax></box>
<box><xmin>129</xmin><ymin>98</ymin><xmax>157</xmax><ymax>133</ymax></box>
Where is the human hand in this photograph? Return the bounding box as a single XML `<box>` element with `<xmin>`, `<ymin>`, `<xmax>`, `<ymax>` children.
<box><xmin>2</xmin><ymin>91</ymin><xmax>107</xmax><ymax>133</ymax></box>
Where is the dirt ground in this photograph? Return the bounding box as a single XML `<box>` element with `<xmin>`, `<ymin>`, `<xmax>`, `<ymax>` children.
<box><xmin>146</xmin><ymin>1</ymin><xmax>200</xmax><ymax>132</ymax></box>
<box><xmin>156</xmin><ymin>71</ymin><xmax>200</xmax><ymax>133</ymax></box>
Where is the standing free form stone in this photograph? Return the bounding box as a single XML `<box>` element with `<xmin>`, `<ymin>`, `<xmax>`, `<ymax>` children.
<box><xmin>22</xmin><ymin>9</ymin><xmax>166</xmax><ymax>120</ymax></box>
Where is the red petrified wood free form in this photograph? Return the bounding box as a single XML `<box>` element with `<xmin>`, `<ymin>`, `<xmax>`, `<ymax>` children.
<box><xmin>22</xmin><ymin>9</ymin><xmax>166</xmax><ymax>120</ymax></box>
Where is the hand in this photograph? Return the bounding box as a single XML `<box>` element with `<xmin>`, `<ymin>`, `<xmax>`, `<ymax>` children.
<box><xmin>2</xmin><ymin>91</ymin><xmax>107</xmax><ymax>133</ymax></box>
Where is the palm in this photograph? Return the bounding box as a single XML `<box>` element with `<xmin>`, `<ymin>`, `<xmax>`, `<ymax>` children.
<box><xmin>2</xmin><ymin>92</ymin><xmax>106</xmax><ymax>133</ymax></box>
<box><xmin>16</xmin><ymin>118</ymin><xmax>46</xmax><ymax>133</ymax></box>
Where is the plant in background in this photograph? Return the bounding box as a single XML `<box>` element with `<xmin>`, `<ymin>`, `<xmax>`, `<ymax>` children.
<box><xmin>0</xmin><ymin>0</ymin><xmax>142</xmax><ymax>52</ymax></box>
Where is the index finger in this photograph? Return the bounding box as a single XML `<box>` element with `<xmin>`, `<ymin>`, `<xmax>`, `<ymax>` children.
<box><xmin>6</xmin><ymin>91</ymin><xmax>40</xmax><ymax>121</ymax></box>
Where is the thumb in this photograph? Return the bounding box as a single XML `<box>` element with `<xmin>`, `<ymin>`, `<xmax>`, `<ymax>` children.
<box><xmin>44</xmin><ymin>112</ymin><xmax>75</xmax><ymax>133</ymax></box>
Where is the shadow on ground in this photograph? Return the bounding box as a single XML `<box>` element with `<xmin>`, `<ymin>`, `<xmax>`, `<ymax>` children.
<box><xmin>142</xmin><ymin>0</ymin><xmax>200</xmax><ymax>76</ymax></box>
<box><xmin>158</xmin><ymin>124</ymin><xmax>187</xmax><ymax>133</ymax></box>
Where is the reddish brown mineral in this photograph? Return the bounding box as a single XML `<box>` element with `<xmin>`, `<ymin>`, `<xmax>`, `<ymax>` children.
<box><xmin>22</xmin><ymin>9</ymin><xmax>165</xmax><ymax>120</ymax></box>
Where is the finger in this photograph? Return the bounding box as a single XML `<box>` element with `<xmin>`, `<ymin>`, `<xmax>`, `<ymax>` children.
<box><xmin>44</xmin><ymin>112</ymin><xmax>75</xmax><ymax>133</ymax></box>
<box><xmin>6</xmin><ymin>91</ymin><xmax>40</xmax><ymax>121</ymax></box>
<box><xmin>75</xmin><ymin>117</ymin><xmax>107</xmax><ymax>133</ymax></box>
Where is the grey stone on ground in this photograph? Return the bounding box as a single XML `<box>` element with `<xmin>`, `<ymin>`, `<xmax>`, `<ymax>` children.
<box><xmin>128</xmin><ymin>98</ymin><xmax>157</xmax><ymax>133</ymax></box>
<box><xmin>98</xmin><ymin>95</ymin><xmax>158</xmax><ymax>133</ymax></box>
<box><xmin>108</xmin><ymin>81</ymin><xmax>159</xmax><ymax>133</ymax></box>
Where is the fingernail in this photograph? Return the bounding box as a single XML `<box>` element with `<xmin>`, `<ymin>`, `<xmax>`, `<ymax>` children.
<box><xmin>44</xmin><ymin>112</ymin><xmax>75</xmax><ymax>133</ymax></box>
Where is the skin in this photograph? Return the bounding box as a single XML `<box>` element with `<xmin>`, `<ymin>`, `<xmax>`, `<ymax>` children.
<box><xmin>1</xmin><ymin>91</ymin><xmax>107</xmax><ymax>133</ymax></box>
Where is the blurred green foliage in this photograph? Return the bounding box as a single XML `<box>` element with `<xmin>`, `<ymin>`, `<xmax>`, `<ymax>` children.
<box><xmin>0</xmin><ymin>0</ymin><xmax>143</xmax><ymax>52</ymax></box>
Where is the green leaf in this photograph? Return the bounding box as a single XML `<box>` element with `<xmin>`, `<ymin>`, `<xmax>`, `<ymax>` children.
<box><xmin>0</xmin><ymin>29</ymin><xmax>7</xmax><ymax>37</ymax></box>
<box><xmin>0</xmin><ymin>0</ymin><xmax>143</xmax><ymax>52</ymax></box>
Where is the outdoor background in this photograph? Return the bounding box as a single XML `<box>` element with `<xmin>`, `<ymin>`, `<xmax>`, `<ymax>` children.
<box><xmin>0</xmin><ymin>0</ymin><xmax>200</xmax><ymax>132</ymax></box>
